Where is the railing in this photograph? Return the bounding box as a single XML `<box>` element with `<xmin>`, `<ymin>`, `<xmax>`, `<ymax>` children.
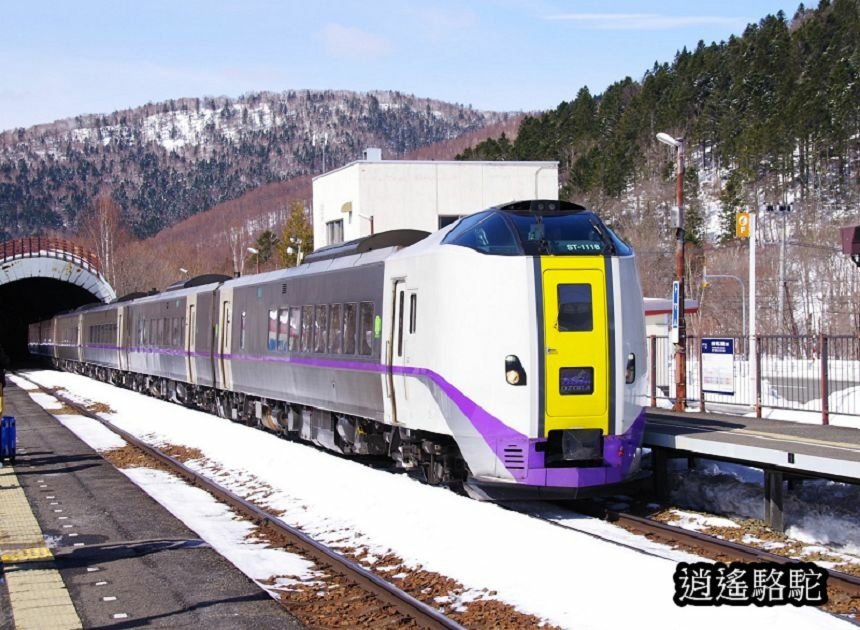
<box><xmin>0</xmin><ymin>237</ymin><xmax>102</xmax><ymax>276</ymax></box>
<box><xmin>648</xmin><ymin>334</ymin><xmax>860</xmax><ymax>422</ymax></box>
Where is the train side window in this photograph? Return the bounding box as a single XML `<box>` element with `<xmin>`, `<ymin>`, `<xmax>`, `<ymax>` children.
<box><xmin>288</xmin><ymin>307</ymin><xmax>301</xmax><ymax>352</ymax></box>
<box><xmin>343</xmin><ymin>303</ymin><xmax>357</xmax><ymax>354</ymax></box>
<box><xmin>180</xmin><ymin>317</ymin><xmax>185</xmax><ymax>345</ymax></box>
<box><xmin>557</xmin><ymin>284</ymin><xmax>593</xmax><ymax>332</ymax></box>
<box><xmin>409</xmin><ymin>294</ymin><xmax>417</xmax><ymax>334</ymax></box>
<box><xmin>358</xmin><ymin>302</ymin><xmax>374</xmax><ymax>356</ymax></box>
<box><xmin>149</xmin><ymin>320</ymin><xmax>157</xmax><ymax>346</ymax></box>
<box><xmin>301</xmin><ymin>305</ymin><xmax>314</xmax><ymax>352</ymax></box>
<box><xmin>239</xmin><ymin>312</ymin><xmax>247</xmax><ymax>350</ymax></box>
<box><xmin>173</xmin><ymin>318</ymin><xmax>180</xmax><ymax>346</ymax></box>
<box><xmin>314</xmin><ymin>305</ymin><xmax>328</xmax><ymax>353</ymax></box>
<box><xmin>277</xmin><ymin>309</ymin><xmax>289</xmax><ymax>351</ymax></box>
<box><xmin>329</xmin><ymin>304</ymin><xmax>343</xmax><ymax>354</ymax></box>
<box><xmin>267</xmin><ymin>309</ymin><xmax>278</xmax><ymax>351</ymax></box>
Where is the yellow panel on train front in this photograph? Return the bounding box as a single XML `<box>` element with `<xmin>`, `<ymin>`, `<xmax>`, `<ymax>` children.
<box><xmin>541</xmin><ymin>257</ymin><xmax>609</xmax><ymax>436</ymax></box>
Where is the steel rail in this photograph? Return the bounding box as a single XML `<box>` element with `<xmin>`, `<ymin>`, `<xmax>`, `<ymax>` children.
<box><xmin>590</xmin><ymin>503</ymin><xmax>860</xmax><ymax>598</ymax></box>
<box><xmin>15</xmin><ymin>373</ymin><xmax>465</xmax><ymax>630</ymax></box>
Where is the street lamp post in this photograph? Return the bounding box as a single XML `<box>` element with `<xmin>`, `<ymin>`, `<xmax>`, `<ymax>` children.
<box><xmin>247</xmin><ymin>247</ymin><xmax>260</xmax><ymax>274</ymax></box>
<box><xmin>286</xmin><ymin>238</ymin><xmax>303</xmax><ymax>266</ymax></box>
<box><xmin>657</xmin><ymin>132</ymin><xmax>687</xmax><ymax>411</ymax></box>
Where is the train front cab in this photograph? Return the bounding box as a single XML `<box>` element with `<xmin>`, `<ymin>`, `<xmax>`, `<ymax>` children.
<box><xmin>444</xmin><ymin>200</ymin><xmax>647</xmax><ymax>499</ymax></box>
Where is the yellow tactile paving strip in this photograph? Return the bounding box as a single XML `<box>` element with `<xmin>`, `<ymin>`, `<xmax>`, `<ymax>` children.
<box><xmin>0</xmin><ymin>464</ymin><xmax>82</xmax><ymax>630</ymax></box>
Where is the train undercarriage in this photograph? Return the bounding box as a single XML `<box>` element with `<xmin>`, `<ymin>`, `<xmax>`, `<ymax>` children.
<box><xmin>60</xmin><ymin>359</ymin><xmax>467</xmax><ymax>486</ymax></box>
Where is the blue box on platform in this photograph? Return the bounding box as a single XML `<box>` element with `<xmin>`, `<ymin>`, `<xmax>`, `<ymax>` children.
<box><xmin>0</xmin><ymin>416</ymin><xmax>16</xmax><ymax>461</ymax></box>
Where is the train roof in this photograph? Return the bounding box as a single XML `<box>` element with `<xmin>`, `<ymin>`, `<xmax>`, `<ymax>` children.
<box><xmin>303</xmin><ymin>229</ymin><xmax>430</xmax><ymax>264</ymax></box>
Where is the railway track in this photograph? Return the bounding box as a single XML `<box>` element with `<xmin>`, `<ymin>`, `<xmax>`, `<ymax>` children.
<box><xmin>14</xmin><ymin>372</ymin><xmax>465</xmax><ymax>630</ymax></box>
<box><xmin>531</xmin><ymin>500</ymin><xmax>860</xmax><ymax>620</ymax></box>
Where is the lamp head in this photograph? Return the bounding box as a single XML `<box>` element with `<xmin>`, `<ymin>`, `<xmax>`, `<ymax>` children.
<box><xmin>656</xmin><ymin>132</ymin><xmax>682</xmax><ymax>148</ymax></box>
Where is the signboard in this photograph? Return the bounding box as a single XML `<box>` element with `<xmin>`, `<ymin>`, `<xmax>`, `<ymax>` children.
<box><xmin>736</xmin><ymin>212</ymin><xmax>750</xmax><ymax>238</ymax></box>
<box><xmin>670</xmin><ymin>281</ymin><xmax>680</xmax><ymax>343</ymax></box>
<box><xmin>701</xmin><ymin>338</ymin><xmax>735</xmax><ymax>395</ymax></box>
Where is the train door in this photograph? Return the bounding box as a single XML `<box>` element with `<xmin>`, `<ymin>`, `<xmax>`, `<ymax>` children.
<box><xmin>185</xmin><ymin>297</ymin><xmax>197</xmax><ymax>384</ymax></box>
<box><xmin>542</xmin><ymin>265</ymin><xmax>609</xmax><ymax>435</ymax></box>
<box><xmin>218</xmin><ymin>294</ymin><xmax>233</xmax><ymax>390</ymax></box>
<box><xmin>117</xmin><ymin>306</ymin><xmax>129</xmax><ymax>371</ymax></box>
<box><xmin>389</xmin><ymin>280</ymin><xmax>418</xmax><ymax>422</ymax></box>
<box><xmin>387</xmin><ymin>279</ymin><xmax>405</xmax><ymax>422</ymax></box>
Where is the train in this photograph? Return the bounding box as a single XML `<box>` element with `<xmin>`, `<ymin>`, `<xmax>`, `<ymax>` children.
<box><xmin>29</xmin><ymin>200</ymin><xmax>648</xmax><ymax>499</ymax></box>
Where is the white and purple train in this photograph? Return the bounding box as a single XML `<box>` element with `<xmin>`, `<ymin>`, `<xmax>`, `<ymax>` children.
<box><xmin>29</xmin><ymin>200</ymin><xmax>648</xmax><ymax>498</ymax></box>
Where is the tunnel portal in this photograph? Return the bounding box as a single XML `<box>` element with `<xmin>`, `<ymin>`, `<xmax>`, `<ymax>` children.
<box><xmin>0</xmin><ymin>238</ymin><xmax>116</xmax><ymax>362</ymax></box>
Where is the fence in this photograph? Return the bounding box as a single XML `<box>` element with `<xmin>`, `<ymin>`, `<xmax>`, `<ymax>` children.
<box><xmin>0</xmin><ymin>237</ymin><xmax>102</xmax><ymax>276</ymax></box>
<box><xmin>648</xmin><ymin>334</ymin><xmax>860</xmax><ymax>423</ymax></box>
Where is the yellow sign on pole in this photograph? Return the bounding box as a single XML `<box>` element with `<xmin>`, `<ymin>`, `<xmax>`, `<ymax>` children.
<box><xmin>736</xmin><ymin>212</ymin><xmax>750</xmax><ymax>238</ymax></box>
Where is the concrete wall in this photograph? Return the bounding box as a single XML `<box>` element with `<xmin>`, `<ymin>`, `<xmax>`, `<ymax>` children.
<box><xmin>312</xmin><ymin>160</ymin><xmax>559</xmax><ymax>249</ymax></box>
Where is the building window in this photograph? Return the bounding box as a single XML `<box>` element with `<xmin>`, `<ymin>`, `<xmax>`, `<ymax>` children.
<box><xmin>438</xmin><ymin>215</ymin><xmax>463</xmax><ymax>229</ymax></box>
<box><xmin>326</xmin><ymin>219</ymin><xmax>344</xmax><ymax>245</ymax></box>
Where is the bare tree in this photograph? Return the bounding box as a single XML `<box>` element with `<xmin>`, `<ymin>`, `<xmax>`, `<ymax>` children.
<box><xmin>78</xmin><ymin>193</ymin><xmax>128</xmax><ymax>287</ymax></box>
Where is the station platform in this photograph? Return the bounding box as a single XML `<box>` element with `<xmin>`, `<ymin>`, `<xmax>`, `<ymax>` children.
<box><xmin>0</xmin><ymin>383</ymin><xmax>302</xmax><ymax>629</ymax></box>
<box><xmin>644</xmin><ymin>409</ymin><xmax>860</xmax><ymax>482</ymax></box>
<box><xmin>644</xmin><ymin>409</ymin><xmax>860</xmax><ymax>530</ymax></box>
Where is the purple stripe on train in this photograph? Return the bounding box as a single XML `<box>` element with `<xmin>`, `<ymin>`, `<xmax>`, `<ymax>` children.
<box><xmin>74</xmin><ymin>346</ymin><xmax>643</xmax><ymax>488</ymax></box>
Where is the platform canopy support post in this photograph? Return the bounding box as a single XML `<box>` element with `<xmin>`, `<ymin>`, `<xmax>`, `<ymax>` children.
<box><xmin>653</xmin><ymin>448</ymin><xmax>671</xmax><ymax>502</ymax></box>
<box><xmin>764</xmin><ymin>469</ymin><xmax>784</xmax><ymax>532</ymax></box>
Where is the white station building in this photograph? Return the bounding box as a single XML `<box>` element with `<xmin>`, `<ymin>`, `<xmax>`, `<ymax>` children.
<box><xmin>312</xmin><ymin>149</ymin><xmax>559</xmax><ymax>249</ymax></box>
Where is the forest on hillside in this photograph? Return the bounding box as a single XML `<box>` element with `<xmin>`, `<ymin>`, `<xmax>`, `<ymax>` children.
<box><xmin>459</xmin><ymin>0</ymin><xmax>860</xmax><ymax>335</ymax></box>
<box><xmin>0</xmin><ymin>90</ymin><xmax>510</xmax><ymax>240</ymax></box>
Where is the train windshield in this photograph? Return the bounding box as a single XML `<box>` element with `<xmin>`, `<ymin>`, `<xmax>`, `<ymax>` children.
<box><xmin>443</xmin><ymin>209</ymin><xmax>632</xmax><ymax>256</ymax></box>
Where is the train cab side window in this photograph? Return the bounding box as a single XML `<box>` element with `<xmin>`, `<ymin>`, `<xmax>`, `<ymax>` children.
<box><xmin>314</xmin><ymin>305</ymin><xmax>329</xmax><ymax>353</ymax></box>
<box><xmin>267</xmin><ymin>310</ymin><xmax>278</xmax><ymax>351</ymax></box>
<box><xmin>301</xmin><ymin>305</ymin><xmax>314</xmax><ymax>352</ymax></box>
<box><xmin>277</xmin><ymin>309</ymin><xmax>289</xmax><ymax>351</ymax></box>
<box><xmin>343</xmin><ymin>303</ymin><xmax>357</xmax><ymax>354</ymax></box>
<box><xmin>288</xmin><ymin>307</ymin><xmax>301</xmax><ymax>352</ymax></box>
<box><xmin>409</xmin><ymin>294</ymin><xmax>417</xmax><ymax>334</ymax></box>
<box><xmin>558</xmin><ymin>284</ymin><xmax>593</xmax><ymax>332</ymax></box>
<box><xmin>329</xmin><ymin>304</ymin><xmax>343</xmax><ymax>354</ymax></box>
<box><xmin>358</xmin><ymin>302</ymin><xmax>374</xmax><ymax>356</ymax></box>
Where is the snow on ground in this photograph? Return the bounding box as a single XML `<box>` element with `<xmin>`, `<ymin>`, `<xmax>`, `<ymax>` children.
<box><xmin>11</xmin><ymin>371</ymin><xmax>854</xmax><ymax>629</ymax></box>
<box><xmin>669</xmin><ymin>457</ymin><xmax>860</xmax><ymax>557</ymax></box>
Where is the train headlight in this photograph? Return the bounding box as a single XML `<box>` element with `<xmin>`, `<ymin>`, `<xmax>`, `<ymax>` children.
<box><xmin>505</xmin><ymin>355</ymin><xmax>527</xmax><ymax>386</ymax></box>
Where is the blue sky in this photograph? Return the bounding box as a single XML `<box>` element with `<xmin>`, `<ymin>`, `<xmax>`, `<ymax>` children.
<box><xmin>2</xmin><ymin>0</ymin><xmax>804</xmax><ymax>131</ymax></box>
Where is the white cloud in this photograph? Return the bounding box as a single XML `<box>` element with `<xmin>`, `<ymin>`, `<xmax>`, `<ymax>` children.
<box><xmin>543</xmin><ymin>13</ymin><xmax>747</xmax><ymax>30</ymax></box>
<box><xmin>318</xmin><ymin>23</ymin><xmax>391</xmax><ymax>60</ymax></box>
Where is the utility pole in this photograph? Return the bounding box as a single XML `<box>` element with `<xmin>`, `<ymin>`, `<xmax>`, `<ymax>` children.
<box><xmin>749</xmin><ymin>211</ymin><xmax>757</xmax><ymax>404</ymax></box>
